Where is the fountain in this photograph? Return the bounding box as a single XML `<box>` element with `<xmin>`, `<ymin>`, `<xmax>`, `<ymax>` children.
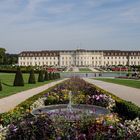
<box><xmin>32</xmin><ymin>91</ymin><xmax>109</xmax><ymax>121</ymax></box>
<box><xmin>67</xmin><ymin>91</ymin><xmax>73</xmax><ymax>112</ymax></box>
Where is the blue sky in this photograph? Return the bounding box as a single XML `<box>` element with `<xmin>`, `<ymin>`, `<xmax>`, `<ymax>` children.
<box><xmin>0</xmin><ymin>0</ymin><xmax>140</xmax><ymax>53</ymax></box>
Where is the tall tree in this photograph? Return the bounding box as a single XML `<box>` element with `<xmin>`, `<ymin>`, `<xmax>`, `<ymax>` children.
<box><xmin>0</xmin><ymin>48</ymin><xmax>6</xmax><ymax>64</ymax></box>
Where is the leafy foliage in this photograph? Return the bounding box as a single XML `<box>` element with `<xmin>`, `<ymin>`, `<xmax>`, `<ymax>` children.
<box><xmin>115</xmin><ymin>100</ymin><xmax>140</xmax><ymax>120</ymax></box>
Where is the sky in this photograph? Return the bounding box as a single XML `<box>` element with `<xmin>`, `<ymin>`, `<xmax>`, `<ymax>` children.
<box><xmin>0</xmin><ymin>0</ymin><xmax>140</xmax><ymax>53</ymax></box>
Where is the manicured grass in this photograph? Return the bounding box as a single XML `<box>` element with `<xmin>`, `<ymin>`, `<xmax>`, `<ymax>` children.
<box><xmin>79</xmin><ymin>68</ymin><xmax>92</xmax><ymax>72</ymax></box>
<box><xmin>95</xmin><ymin>78</ymin><xmax>140</xmax><ymax>89</ymax></box>
<box><xmin>0</xmin><ymin>73</ymin><xmax>55</xmax><ymax>98</ymax></box>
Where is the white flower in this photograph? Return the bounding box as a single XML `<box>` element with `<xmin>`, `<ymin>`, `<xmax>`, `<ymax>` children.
<box><xmin>30</xmin><ymin>97</ymin><xmax>47</xmax><ymax>110</ymax></box>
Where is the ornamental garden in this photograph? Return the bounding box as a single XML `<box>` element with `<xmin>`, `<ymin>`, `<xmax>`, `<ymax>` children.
<box><xmin>0</xmin><ymin>75</ymin><xmax>140</xmax><ymax>139</ymax></box>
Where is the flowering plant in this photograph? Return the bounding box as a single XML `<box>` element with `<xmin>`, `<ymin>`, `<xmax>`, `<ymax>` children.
<box><xmin>87</xmin><ymin>94</ymin><xmax>115</xmax><ymax>109</ymax></box>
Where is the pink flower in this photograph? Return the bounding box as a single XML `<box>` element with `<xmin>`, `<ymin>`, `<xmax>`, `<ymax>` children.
<box><xmin>109</xmin><ymin>125</ymin><xmax>113</xmax><ymax>129</ymax></box>
<box><xmin>96</xmin><ymin>96</ymin><xmax>100</xmax><ymax>100</ymax></box>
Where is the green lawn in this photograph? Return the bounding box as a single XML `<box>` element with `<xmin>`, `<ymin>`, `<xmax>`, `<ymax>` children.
<box><xmin>79</xmin><ymin>68</ymin><xmax>92</xmax><ymax>72</ymax></box>
<box><xmin>0</xmin><ymin>73</ymin><xmax>54</xmax><ymax>98</ymax></box>
<box><xmin>95</xmin><ymin>78</ymin><xmax>140</xmax><ymax>89</ymax></box>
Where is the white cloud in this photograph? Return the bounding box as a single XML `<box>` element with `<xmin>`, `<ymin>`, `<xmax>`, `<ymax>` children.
<box><xmin>0</xmin><ymin>0</ymin><xmax>140</xmax><ymax>53</ymax></box>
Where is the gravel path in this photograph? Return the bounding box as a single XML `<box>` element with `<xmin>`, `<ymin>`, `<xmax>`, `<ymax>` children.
<box><xmin>0</xmin><ymin>79</ymin><xmax>68</xmax><ymax>113</ymax></box>
<box><xmin>73</xmin><ymin>67</ymin><xmax>79</xmax><ymax>72</ymax></box>
<box><xmin>83</xmin><ymin>78</ymin><xmax>140</xmax><ymax>107</ymax></box>
<box><xmin>89</xmin><ymin>67</ymin><xmax>100</xmax><ymax>72</ymax></box>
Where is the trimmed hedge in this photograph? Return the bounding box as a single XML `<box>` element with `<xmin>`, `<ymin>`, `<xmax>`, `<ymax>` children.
<box><xmin>0</xmin><ymin>80</ymin><xmax>2</xmax><ymax>91</ymax></box>
<box><xmin>48</xmin><ymin>72</ymin><xmax>53</xmax><ymax>80</ymax></box>
<box><xmin>28</xmin><ymin>69</ymin><xmax>36</xmax><ymax>84</ymax></box>
<box><xmin>115</xmin><ymin>100</ymin><xmax>140</xmax><ymax>120</ymax></box>
<box><xmin>38</xmin><ymin>70</ymin><xmax>44</xmax><ymax>82</ymax></box>
<box><xmin>13</xmin><ymin>67</ymin><xmax>24</xmax><ymax>86</ymax></box>
<box><xmin>44</xmin><ymin>71</ymin><xmax>49</xmax><ymax>81</ymax></box>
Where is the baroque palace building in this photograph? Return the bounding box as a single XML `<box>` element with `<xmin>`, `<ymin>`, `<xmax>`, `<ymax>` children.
<box><xmin>18</xmin><ymin>49</ymin><xmax>140</xmax><ymax>67</ymax></box>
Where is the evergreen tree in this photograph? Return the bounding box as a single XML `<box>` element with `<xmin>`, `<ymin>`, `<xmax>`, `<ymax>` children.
<box><xmin>58</xmin><ymin>73</ymin><xmax>61</xmax><ymax>79</ymax></box>
<box><xmin>54</xmin><ymin>73</ymin><xmax>57</xmax><ymax>79</ymax></box>
<box><xmin>49</xmin><ymin>72</ymin><xmax>53</xmax><ymax>80</ymax></box>
<box><xmin>28</xmin><ymin>69</ymin><xmax>36</xmax><ymax>84</ymax></box>
<box><xmin>56</xmin><ymin>73</ymin><xmax>59</xmax><ymax>79</ymax></box>
<box><xmin>52</xmin><ymin>72</ymin><xmax>55</xmax><ymax>80</ymax></box>
<box><xmin>38</xmin><ymin>70</ymin><xmax>44</xmax><ymax>82</ymax></box>
<box><xmin>0</xmin><ymin>80</ymin><xmax>2</xmax><ymax>91</ymax></box>
<box><xmin>44</xmin><ymin>71</ymin><xmax>49</xmax><ymax>81</ymax></box>
<box><xmin>13</xmin><ymin>67</ymin><xmax>24</xmax><ymax>86</ymax></box>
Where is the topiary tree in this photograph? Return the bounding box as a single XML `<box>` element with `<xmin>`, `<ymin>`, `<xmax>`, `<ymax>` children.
<box><xmin>0</xmin><ymin>80</ymin><xmax>2</xmax><ymax>91</ymax></box>
<box><xmin>38</xmin><ymin>70</ymin><xmax>44</xmax><ymax>82</ymax></box>
<box><xmin>52</xmin><ymin>72</ymin><xmax>55</xmax><ymax>80</ymax></box>
<box><xmin>28</xmin><ymin>69</ymin><xmax>36</xmax><ymax>84</ymax></box>
<box><xmin>57</xmin><ymin>73</ymin><xmax>61</xmax><ymax>79</ymax></box>
<box><xmin>44</xmin><ymin>71</ymin><xmax>49</xmax><ymax>81</ymax></box>
<box><xmin>55</xmin><ymin>73</ymin><xmax>59</xmax><ymax>79</ymax></box>
<box><xmin>13</xmin><ymin>67</ymin><xmax>24</xmax><ymax>86</ymax></box>
<box><xmin>48</xmin><ymin>72</ymin><xmax>53</xmax><ymax>80</ymax></box>
<box><xmin>54</xmin><ymin>73</ymin><xmax>57</xmax><ymax>79</ymax></box>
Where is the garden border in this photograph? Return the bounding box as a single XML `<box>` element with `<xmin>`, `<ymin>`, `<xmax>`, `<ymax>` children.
<box><xmin>0</xmin><ymin>78</ymin><xmax>140</xmax><ymax>126</ymax></box>
<box><xmin>86</xmin><ymin>82</ymin><xmax>140</xmax><ymax>120</ymax></box>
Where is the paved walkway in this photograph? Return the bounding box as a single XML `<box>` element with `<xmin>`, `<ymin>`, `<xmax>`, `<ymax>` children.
<box><xmin>83</xmin><ymin>78</ymin><xmax>140</xmax><ymax>107</ymax></box>
<box><xmin>89</xmin><ymin>67</ymin><xmax>99</xmax><ymax>72</ymax></box>
<box><xmin>73</xmin><ymin>67</ymin><xmax>79</xmax><ymax>72</ymax></box>
<box><xmin>0</xmin><ymin>79</ymin><xmax>68</xmax><ymax>113</ymax></box>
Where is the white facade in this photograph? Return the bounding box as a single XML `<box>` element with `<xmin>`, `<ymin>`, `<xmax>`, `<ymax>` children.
<box><xmin>18</xmin><ymin>50</ymin><xmax>140</xmax><ymax>67</ymax></box>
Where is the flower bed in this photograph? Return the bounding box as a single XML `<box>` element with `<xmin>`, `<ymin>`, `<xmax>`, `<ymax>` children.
<box><xmin>0</xmin><ymin>77</ymin><xmax>140</xmax><ymax>139</ymax></box>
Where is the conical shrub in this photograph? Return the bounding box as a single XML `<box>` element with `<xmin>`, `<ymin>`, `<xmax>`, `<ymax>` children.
<box><xmin>13</xmin><ymin>67</ymin><xmax>24</xmax><ymax>86</ymax></box>
<box><xmin>28</xmin><ymin>69</ymin><xmax>36</xmax><ymax>84</ymax></box>
<box><xmin>38</xmin><ymin>70</ymin><xmax>44</xmax><ymax>82</ymax></box>
<box><xmin>0</xmin><ymin>80</ymin><xmax>2</xmax><ymax>91</ymax></box>
<box><xmin>54</xmin><ymin>73</ymin><xmax>57</xmax><ymax>79</ymax></box>
<box><xmin>48</xmin><ymin>72</ymin><xmax>53</xmax><ymax>80</ymax></box>
<box><xmin>57</xmin><ymin>73</ymin><xmax>61</xmax><ymax>79</ymax></box>
<box><xmin>52</xmin><ymin>72</ymin><xmax>55</xmax><ymax>80</ymax></box>
<box><xmin>44</xmin><ymin>71</ymin><xmax>49</xmax><ymax>81</ymax></box>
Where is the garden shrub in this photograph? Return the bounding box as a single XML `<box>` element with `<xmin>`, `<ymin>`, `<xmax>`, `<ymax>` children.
<box><xmin>48</xmin><ymin>72</ymin><xmax>53</xmax><ymax>80</ymax></box>
<box><xmin>13</xmin><ymin>67</ymin><xmax>24</xmax><ymax>86</ymax></box>
<box><xmin>44</xmin><ymin>71</ymin><xmax>49</xmax><ymax>81</ymax></box>
<box><xmin>58</xmin><ymin>73</ymin><xmax>61</xmax><ymax>78</ymax></box>
<box><xmin>52</xmin><ymin>72</ymin><xmax>55</xmax><ymax>79</ymax></box>
<box><xmin>0</xmin><ymin>80</ymin><xmax>2</xmax><ymax>91</ymax></box>
<box><xmin>28</xmin><ymin>69</ymin><xmax>36</xmax><ymax>84</ymax></box>
<box><xmin>115</xmin><ymin>100</ymin><xmax>140</xmax><ymax>120</ymax></box>
<box><xmin>38</xmin><ymin>70</ymin><xmax>44</xmax><ymax>82</ymax></box>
